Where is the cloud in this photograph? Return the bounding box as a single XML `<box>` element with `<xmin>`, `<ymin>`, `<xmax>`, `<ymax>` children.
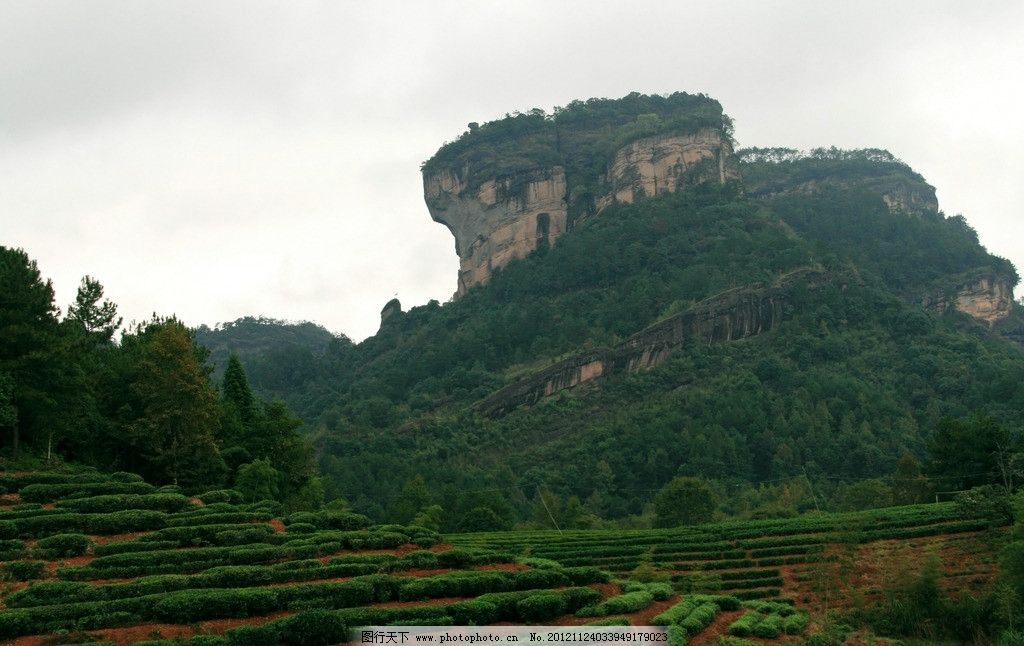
<box><xmin>1</xmin><ymin>0</ymin><xmax>1021</xmax><ymax>341</ymax></box>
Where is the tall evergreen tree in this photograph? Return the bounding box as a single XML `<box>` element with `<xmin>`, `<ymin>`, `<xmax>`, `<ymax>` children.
<box><xmin>0</xmin><ymin>247</ymin><xmax>64</xmax><ymax>457</ymax></box>
<box><xmin>67</xmin><ymin>276</ymin><xmax>122</xmax><ymax>342</ymax></box>
<box><xmin>129</xmin><ymin>321</ymin><xmax>224</xmax><ymax>486</ymax></box>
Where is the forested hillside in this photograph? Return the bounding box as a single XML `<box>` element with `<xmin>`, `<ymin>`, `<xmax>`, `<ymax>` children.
<box><xmin>190</xmin><ymin>95</ymin><xmax>1024</xmax><ymax>535</ymax></box>
<box><xmin>5</xmin><ymin>92</ymin><xmax>1024</xmax><ymax>535</ymax></box>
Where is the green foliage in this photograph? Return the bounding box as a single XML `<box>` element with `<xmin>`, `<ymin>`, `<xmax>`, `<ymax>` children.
<box><xmin>516</xmin><ymin>592</ymin><xmax>567</xmax><ymax>622</ymax></box>
<box><xmin>1</xmin><ymin>560</ymin><xmax>45</xmax><ymax>581</ymax></box>
<box><xmin>654</xmin><ymin>477</ymin><xmax>717</xmax><ymax>527</ymax></box>
<box><xmin>35</xmin><ymin>533</ymin><xmax>91</xmax><ymax>558</ymax></box>
<box><xmin>235</xmin><ymin>459</ymin><xmax>280</xmax><ymax>502</ymax></box>
<box><xmin>955</xmin><ymin>485</ymin><xmax>1013</xmax><ymax>525</ymax></box>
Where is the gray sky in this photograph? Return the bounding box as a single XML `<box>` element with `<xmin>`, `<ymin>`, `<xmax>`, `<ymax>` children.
<box><xmin>2</xmin><ymin>1</ymin><xmax>1022</xmax><ymax>342</ymax></box>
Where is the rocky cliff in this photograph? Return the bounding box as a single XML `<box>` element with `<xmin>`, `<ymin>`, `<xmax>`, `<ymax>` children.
<box><xmin>476</xmin><ymin>269</ymin><xmax>826</xmax><ymax>417</ymax></box>
<box><xmin>594</xmin><ymin>129</ymin><xmax>737</xmax><ymax>212</ymax></box>
<box><xmin>924</xmin><ymin>272</ymin><xmax>1016</xmax><ymax>326</ymax></box>
<box><xmin>422</xmin><ymin>93</ymin><xmax>736</xmax><ymax>296</ymax></box>
<box><xmin>424</xmin><ymin>167</ymin><xmax>568</xmax><ymax>296</ymax></box>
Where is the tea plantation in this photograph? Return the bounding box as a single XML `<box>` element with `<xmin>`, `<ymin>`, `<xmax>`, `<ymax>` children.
<box><xmin>0</xmin><ymin>469</ymin><xmax>1003</xmax><ymax>645</ymax></box>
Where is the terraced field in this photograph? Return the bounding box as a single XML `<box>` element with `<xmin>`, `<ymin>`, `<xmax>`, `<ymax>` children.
<box><xmin>451</xmin><ymin>503</ymin><xmax>1005</xmax><ymax>622</ymax></box>
<box><xmin>0</xmin><ymin>470</ymin><xmax>627</xmax><ymax>645</ymax></box>
<box><xmin>0</xmin><ymin>471</ymin><xmax>1004</xmax><ymax>645</ymax></box>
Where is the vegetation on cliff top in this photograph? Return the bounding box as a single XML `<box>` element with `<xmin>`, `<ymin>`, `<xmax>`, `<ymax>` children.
<box><xmin>422</xmin><ymin>91</ymin><xmax>731</xmax><ymax>223</ymax></box>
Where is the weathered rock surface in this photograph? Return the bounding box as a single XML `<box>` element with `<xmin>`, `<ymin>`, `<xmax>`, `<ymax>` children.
<box><xmin>595</xmin><ymin>129</ymin><xmax>738</xmax><ymax>212</ymax></box>
<box><xmin>424</xmin><ymin>131</ymin><xmax>735</xmax><ymax>296</ymax></box>
<box><xmin>924</xmin><ymin>272</ymin><xmax>1015</xmax><ymax>326</ymax></box>
<box><xmin>475</xmin><ymin>270</ymin><xmax>826</xmax><ymax>417</ymax></box>
<box><xmin>424</xmin><ymin>167</ymin><xmax>568</xmax><ymax>296</ymax></box>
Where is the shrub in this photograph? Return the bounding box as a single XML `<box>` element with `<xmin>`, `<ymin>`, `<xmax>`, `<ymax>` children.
<box><xmin>58</xmin><ymin>493</ymin><xmax>190</xmax><ymax>514</ymax></box>
<box><xmin>109</xmin><ymin>472</ymin><xmax>145</xmax><ymax>483</ymax></box>
<box><xmin>577</xmin><ymin>591</ymin><xmax>654</xmax><ymax>617</ymax></box>
<box><xmin>446</xmin><ymin>600</ymin><xmax>500</xmax><ymax>625</ymax></box>
<box><xmin>783</xmin><ymin>611</ymin><xmax>809</xmax><ymax>634</ymax></box>
<box><xmin>393</xmin><ymin>550</ymin><xmax>440</xmax><ymax>570</ymax></box>
<box><xmin>199</xmin><ymin>490</ymin><xmax>243</xmax><ymax>505</ymax></box>
<box><xmin>76</xmin><ymin>611</ymin><xmax>141</xmax><ymax>630</ymax></box>
<box><xmin>153</xmin><ymin>588</ymin><xmax>279</xmax><ymax>623</ymax></box>
<box><xmin>727</xmin><ymin>611</ymin><xmax>760</xmax><ymax>637</ymax></box>
<box><xmin>751</xmin><ymin>613</ymin><xmax>783</xmax><ymax>638</ymax></box>
<box><xmin>2</xmin><ymin>560</ymin><xmax>45</xmax><ymax>581</ymax></box>
<box><xmin>516</xmin><ymin>592</ymin><xmax>567</xmax><ymax>622</ymax></box>
<box><xmin>679</xmin><ymin>602</ymin><xmax>718</xmax><ymax>635</ymax></box>
<box><xmin>286</xmin><ymin>523</ymin><xmax>316</xmax><ymax>534</ymax></box>
<box><xmin>36</xmin><ymin>533</ymin><xmax>92</xmax><ymax>558</ymax></box>
<box><xmin>586</xmin><ymin>617</ymin><xmax>631</xmax><ymax>626</ymax></box>
<box><xmin>19</xmin><ymin>481</ymin><xmax>154</xmax><ymax>503</ymax></box>
<box><xmin>268</xmin><ymin>610</ymin><xmax>348</xmax><ymax>645</ymax></box>
<box><xmin>667</xmin><ymin>624</ymin><xmax>688</xmax><ymax>646</ymax></box>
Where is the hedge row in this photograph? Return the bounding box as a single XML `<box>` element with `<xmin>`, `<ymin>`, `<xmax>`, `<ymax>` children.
<box><xmin>18</xmin><ymin>481</ymin><xmax>155</xmax><ymax>503</ymax></box>
<box><xmin>0</xmin><ymin>510</ymin><xmax>167</xmax><ymax>539</ymax></box>
<box><xmin>57</xmin><ymin>493</ymin><xmax>191</xmax><ymax>514</ymax></box>
<box><xmin>35</xmin><ymin>533</ymin><xmax>92</xmax><ymax>558</ymax></box>
<box><xmin>576</xmin><ymin>591</ymin><xmax>654</xmax><ymax>617</ymax></box>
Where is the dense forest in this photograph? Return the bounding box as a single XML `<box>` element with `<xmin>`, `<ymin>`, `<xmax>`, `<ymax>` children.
<box><xmin>0</xmin><ymin>251</ymin><xmax>322</xmax><ymax>512</ymax></box>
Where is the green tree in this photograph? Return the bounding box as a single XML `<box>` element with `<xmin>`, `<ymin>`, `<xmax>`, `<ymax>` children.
<box><xmin>392</xmin><ymin>475</ymin><xmax>433</xmax><ymax>524</ymax></box>
<box><xmin>222</xmin><ymin>353</ymin><xmax>257</xmax><ymax>436</ymax></box>
<box><xmin>236</xmin><ymin>458</ymin><xmax>281</xmax><ymax>502</ymax></box>
<box><xmin>653</xmin><ymin>476</ymin><xmax>717</xmax><ymax>527</ymax></box>
<box><xmin>412</xmin><ymin>504</ymin><xmax>444</xmax><ymax>531</ymax></box>
<box><xmin>0</xmin><ymin>247</ymin><xmax>68</xmax><ymax>458</ymax></box>
<box><xmin>66</xmin><ymin>276</ymin><xmax>121</xmax><ymax>342</ymax></box>
<box><xmin>929</xmin><ymin>416</ymin><xmax>1012</xmax><ymax>491</ymax></box>
<box><xmin>834</xmin><ymin>478</ymin><xmax>893</xmax><ymax>511</ymax></box>
<box><xmin>129</xmin><ymin>321</ymin><xmax>223</xmax><ymax>486</ymax></box>
<box><xmin>459</xmin><ymin>506</ymin><xmax>509</xmax><ymax>532</ymax></box>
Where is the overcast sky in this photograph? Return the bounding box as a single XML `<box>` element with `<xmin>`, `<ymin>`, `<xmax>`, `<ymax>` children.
<box><xmin>2</xmin><ymin>1</ymin><xmax>1022</xmax><ymax>342</ymax></box>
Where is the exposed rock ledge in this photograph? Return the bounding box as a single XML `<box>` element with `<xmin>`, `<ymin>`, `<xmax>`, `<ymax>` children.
<box><xmin>923</xmin><ymin>272</ymin><xmax>1015</xmax><ymax>326</ymax></box>
<box><xmin>475</xmin><ymin>269</ymin><xmax>828</xmax><ymax>417</ymax></box>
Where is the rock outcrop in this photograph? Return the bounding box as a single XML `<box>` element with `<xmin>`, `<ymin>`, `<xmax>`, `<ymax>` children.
<box><xmin>924</xmin><ymin>272</ymin><xmax>1015</xmax><ymax>326</ymax></box>
<box><xmin>595</xmin><ymin>129</ymin><xmax>737</xmax><ymax>212</ymax></box>
<box><xmin>424</xmin><ymin>167</ymin><xmax>568</xmax><ymax>296</ymax></box>
<box><xmin>424</xmin><ymin>130</ymin><xmax>735</xmax><ymax>296</ymax></box>
<box><xmin>379</xmin><ymin>298</ymin><xmax>402</xmax><ymax>330</ymax></box>
<box><xmin>475</xmin><ymin>270</ymin><xmax>826</xmax><ymax>417</ymax></box>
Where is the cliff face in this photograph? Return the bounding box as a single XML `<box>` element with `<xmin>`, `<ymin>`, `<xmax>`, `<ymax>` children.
<box><xmin>595</xmin><ymin>129</ymin><xmax>737</xmax><ymax>212</ymax></box>
<box><xmin>425</xmin><ymin>167</ymin><xmax>568</xmax><ymax>296</ymax></box>
<box><xmin>924</xmin><ymin>272</ymin><xmax>1016</xmax><ymax>326</ymax></box>
<box><xmin>425</xmin><ymin>130</ymin><xmax>734</xmax><ymax>296</ymax></box>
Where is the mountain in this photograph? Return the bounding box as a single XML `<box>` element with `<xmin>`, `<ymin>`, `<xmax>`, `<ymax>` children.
<box><xmin>200</xmin><ymin>92</ymin><xmax>1024</xmax><ymax>529</ymax></box>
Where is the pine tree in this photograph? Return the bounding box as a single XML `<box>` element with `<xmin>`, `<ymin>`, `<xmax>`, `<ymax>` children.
<box><xmin>0</xmin><ymin>247</ymin><xmax>64</xmax><ymax>457</ymax></box>
<box><xmin>67</xmin><ymin>276</ymin><xmax>122</xmax><ymax>342</ymax></box>
<box><xmin>129</xmin><ymin>322</ymin><xmax>223</xmax><ymax>486</ymax></box>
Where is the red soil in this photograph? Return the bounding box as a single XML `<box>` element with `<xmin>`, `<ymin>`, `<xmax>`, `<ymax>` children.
<box><xmin>430</xmin><ymin>543</ymin><xmax>454</xmax><ymax>552</ymax></box>
<box><xmin>268</xmin><ymin>518</ymin><xmax>286</xmax><ymax>533</ymax></box>
<box><xmin>188</xmin><ymin>496</ymin><xmax>205</xmax><ymax>506</ymax></box>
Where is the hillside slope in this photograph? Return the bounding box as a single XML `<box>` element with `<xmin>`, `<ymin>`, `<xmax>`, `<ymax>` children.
<box><xmin>196</xmin><ymin>93</ymin><xmax>1024</xmax><ymax>530</ymax></box>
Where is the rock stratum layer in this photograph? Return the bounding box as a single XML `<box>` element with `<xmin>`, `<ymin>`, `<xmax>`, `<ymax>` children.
<box><xmin>476</xmin><ymin>269</ymin><xmax>828</xmax><ymax>417</ymax></box>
